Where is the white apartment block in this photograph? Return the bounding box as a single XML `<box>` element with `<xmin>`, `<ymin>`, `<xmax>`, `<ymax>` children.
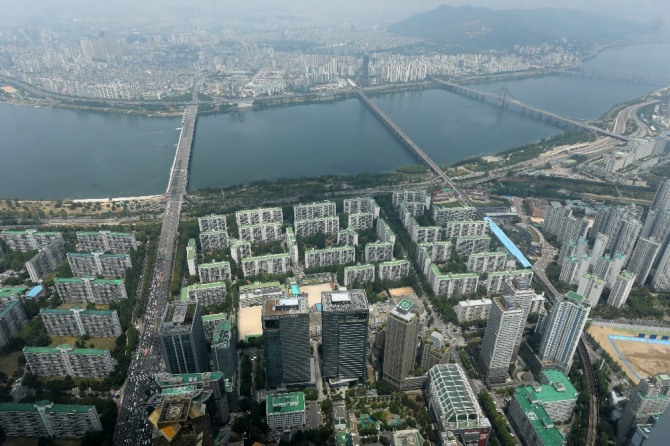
<box><xmin>76</xmin><ymin>231</ymin><xmax>137</xmax><ymax>253</ymax></box>
<box><xmin>294</xmin><ymin>216</ymin><xmax>339</xmax><ymax>237</ymax></box>
<box><xmin>576</xmin><ymin>274</ymin><xmax>605</xmax><ymax>307</ymax></box>
<box><xmin>399</xmin><ymin>203</ymin><xmax>426</xmax><ymax>228</ymax></box>
<box><xmin>343</xmin><ymin>265</ymin><xmax>376</xmax><ymax>287</ymax></box>
<box><xmin>486</xmin><ymin>270</ymin><xmax>533</xmax><ymax>294</ymax></box>
<box><xmin>199</xmin><ymin>230</ymin><xmax>230</xmax><ymax>251</ymax></box>
<box><xmin>433</xmin><ymin>206</ymin><xmax>478</xmax><ymax>226</ymax></box>
<box><xmin>416</xmin><ymin>241</ymin><xmax>452</xmax><ymax>275</ymax></box>
<box><xmin>186</xmin><ymin>238</ymin><xmax>197</xmax><ymax>277</ymax></box>
<box><xmin>376</xmin><ymin>218</ymin><xmax>396</xmax><ymax>245</ymax></box>
<box><xmin>40</xmin><ymin>308</ymin><xmax>122</xmax><ymax>337</ymax></box>
<box><xmin>344</xmin><ymin>197</ymin><xmax>380</xmax><ymax>217</ymax></box>
<box><xmin>238</xmin><ymin>222</ymin><xmax>283</xmax><ymax>243</ymax></box>
<box><xmin>467</xmin><ymin>251</ymin><xmax>508</xmax><ymax>274</ymax></box>
<box><xmin>443</xmin><ymin>220</ymin><xmax>489</xmax><ymax>239</ymax></box>
<box><xmin>23</xmin><ymin>345</ymin><xmax>115</xmax><ymax>378</ymax></box>
<box><xmin>392</xmin><ymin>189</ymin><xmax>429</xmax><ymax>207</ymax></box>
<box><xmin>198</xmin><ymin>261</ymin><xmax>232</xmax><ymax>283</ymax></box>
<box><xmin>337</xmin><ymin>229</ymin><xmax>359</xmax><ymax>246</ymax></box>
<box><xmin>266</xmin><ymin>393</ymin><xmax>306</xmax><ymax>430</ymax></box>
<box><xmin>198</xmin><ymin>214</ymin><xmax>228</xmax><ymax>232</ymax></box>
<box><xmin>286</xmin><ymin>228</ymin><xmax>299</xmax><ymax>264</ymax></box>
<box><xmin>428</xmin><ymin>264</ymin><xmax>479</xmax><ymax>297</ymax></box>
<box><xmin>365</xmin><ymin>242</ymin><xmax>394</xmax><ymax>263</ymax></box>
<box><xmin>408</xmin><ymin>219</ymin><xmax>442</xmax><ymax>244</ymax></box>
<box><xmin>241</xmin><ymin>253</ymin><xmax>291</xmax><ymax>277</ymax></box>
<box><xmin>378</xmin><ymin>260</ymin><xmax>410</xmax><ymax>281</ymax></box>
<box><xmin>185</xmin><ymin>282</ymin><xmax>227</xmax><ymax>308</ymax></box>
<box><xmin>293</xmin><ymin>201</ymin><xmax>336</xmax><ymax>221</ymax></box>
<box><xmin>0</xmin><ymin>229</ymin><xmax>63</xmax><ymax>252</ymax></box>
<box><xmin>67</xmin><ymin>252</ymin><xmax>132</xmax><ymax>277</ymax></box>
<box><xmin>348</xmin><ymin>212</ymin><xmax>374</xmax><ymax>231</ymax></box>
<box><xmin>608</xmin><ymin>270</ymin><xmax>636</xmax><ymax>308</ymax></box>
<box><xmin>235</xmin><ymin>207</ymin><xmax>283</xmax><ymax>226</ymax></box>
<box><xmin>230</xmin><ymin>238</ymin><xmax>252</xmax><ymax>263</ymax></box>
<box><xmin>55</xmin><ymin>277</ymin><xmax>127</xmax><ymax>304</ymax></box>
<box><xmin>304</xmin><ymin>246</ymin><xmax>355</xmax><ymax>269</ymax></box>
<box><xmin>455</xmin><ymin>236</ymin><xmax>491</xmax><ymax>256</ymax></box>
<box><xmin>455</xmin><ymin>298</ymin><xmax>493</xmax><ymax>323</ymax></box>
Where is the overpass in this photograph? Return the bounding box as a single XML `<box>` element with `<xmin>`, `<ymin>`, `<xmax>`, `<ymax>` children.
<box><xmin>114</xmin><ymin>105</ymin><xmax>198</xmax><ymax>445</ymax></box>
<box><xmin>558</xmin><ymin>68</ymin><xmax>670</xmax><ymax>86</ymax></box>
<box><xmin>432</xmin><ymin>78</ymin><xmax>630</xmax><ymax>143</ymax></box>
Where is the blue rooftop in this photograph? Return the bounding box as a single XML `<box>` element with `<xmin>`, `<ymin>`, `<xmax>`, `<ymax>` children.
<box><xmin>26</xmin><ymin>286</ymin><xmax>43</xmax><ymax>298</ymax></box>
<box><xmin>484</xmin><ymin>217</ymin><xmax>532</xmax><ymax>268</ymax></box>
<box><xmin>315</xmin><ymin>303</ymin><xmax>322</xmax><ymax>312</ymax></box>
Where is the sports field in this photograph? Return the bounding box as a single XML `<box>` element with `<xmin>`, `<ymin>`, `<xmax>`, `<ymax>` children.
<box><xmin>237</xmin><ymin>306</ymin><xmax>262</xmax><ymax>341</ymax></box>
<box><xmin>588</xmin><ymin>323</ymin><xmax>670</xmax><ymax>381</ymax></box>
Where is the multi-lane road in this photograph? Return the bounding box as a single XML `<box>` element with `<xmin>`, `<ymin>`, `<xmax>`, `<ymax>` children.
<box><xmin>113</xmin><ymin>105</ymin><xmax>198</xmax><ymax>446</ymax></box>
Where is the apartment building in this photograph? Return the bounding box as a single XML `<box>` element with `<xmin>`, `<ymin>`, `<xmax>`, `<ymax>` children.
<box><xmin>365</xmin><ymin>241</ymin><xmax>394</xmax><ymax>263</ymax></box>
<box><xmin>238</xmin><ymin>222</ymin><xmax>283</xmax><ymax>243</ymax></box>
<box><xmin>23</xmin><ymin>345</ymin><xmax>115</xmax><ymax>378</ymax></box>
<box><xmin>294</xmin><ymin>216</ymin><xmax>339</xmax><ymax>237</ymax></box>
<box><xmin>454</xmin><ymin>298</ymin><xmax>493</xmax><ymax>323</ymax></box>
<box><xmin>235</xmin><ymin>207</ymin><xmax>283</xmax><ymax>226</ymax></box>
<box><xmin>378</xmin><ymin>260</ymin><xmax>410</xmax><ymax>281</ymax></box>
<box><xmin>376</xmin><ymin>218</ymin><xmax>397</xmax><ymax>245</ymax></box>
<box><xmin>67</xmin><ymin>251</ymin><xmax>132</xmax><ymax>277</ymax></box>
<box><xmin>199</xmin><ymin>229</ymin><xmax>230</xmax><ymax>252</ymax></box>
<box><xmin>343</xmin><ymin>197</ymin><xmax>380</xmax><ymax>217</ymax></box>
<box><xmin>198</xmin><ymin>261</ymin><xmax>232</xmax><ymax>283</ymax></box>
<box><xmin>76</xmin><ymin>231</ymin><xmax>137</xmax><ymax>253</ymax></box>
<box><xmin>466</xmin><ymin>251</ymin><xmax>507</xmax><ymax>274</ymax></box>
<box><xmin>40</xmin><ymin>307</ymin><xmax>122</xmax><ymax>337</ymax></box>
<box><xmin>454</xmin><ymin>236</ymin><xmax>491</xmax><ymax>256</ymax></box>
<box><xmin>293</xmin><ymin>201</ymin><xmax>336</xmax><ymax>221</ymax></box>
<box><xmin>443</xmin><ymin>220</ymin><xmax>489</xmax><ymax>240</ymax></box>
<box><xmin>0</xmin><ymin>229</ymin><xmax>63</xmax><ymax>252</ymax></box>
<box><xmin>433</xmin><ymin>206</ymin><xmax>478</xmax><ymax>226</ymax></box>
<box><xmin>337</xmin><ymin>228</ymin><xmax>359</xmax><ymax>247</ymax></box>
<box><xmin>0</xmin><ymin>401</ymin><xmax>102</xmax><ymax>438</ymax></box>
<box><xmin>198</xmin><ymin>214</ymin><xmax>228</xmax><ymax>232</ymax></box>
<box><xmin>26</xmin><ymin>238</ymin><xmax>66</xmax><ymax>283</ymax></box>
<box><xmin>304</xmin><ymin>246</ymin><xmax>355</xmax><ymax>269</ymax></box>
<box><xmin>55</xmin><ymin>277</ymin><xmax>127</xmax><ymax>304</ymax></box>
<box><xmin>229</xmin><ymin>238</ymin><xmax>252</xmax><ymax>263</ymax></box>
<box><xmin>343</xmin><ymin>264</ymin><xmax>376</xmax><ymax>287</ymax></box>
<box><xmin>241</xmin><ymin>253</ymin><xmax>291</xmax><ymax>277</ymax></box>
<box><xmin>428</xmin><ymin>265</ymin><xmax>479</xmax><ymax>297</ymax></box>
<box><xmin>238</xmin><ymin>281</ymin><xmax>284</xmax><ymax>307</ymax></box>
<box><xmin>183</xmin><ymin>282</ymin><xmax>227</xmax><ymax>308</ymax></box>
<box><xmin>348</xmin><ymin>212</ymin><xmax>375</xmax><ymax>231</ymax></box>
<box><xmin>0</xmin><ymin>300</ymin><xmax>28</xmax><ymax>350</ymax></box>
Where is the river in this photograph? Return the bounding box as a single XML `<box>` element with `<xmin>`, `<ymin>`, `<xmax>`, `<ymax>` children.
<box><xmin>1</xmin><ymin>43</ymin><xmax>669</xmax><ymax>199</ymax></box>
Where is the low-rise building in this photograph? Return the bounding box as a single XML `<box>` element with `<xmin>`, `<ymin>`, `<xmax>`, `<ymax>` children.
<box><xmin>0</xmin><ymin>229</ymin><xmax>62</xmax><ymax>252</ymax></box>
<box><xmin>201</xmin><ymin>313</ymin><xmax>230</xmax><ymax>342</ymax></box>
<box><xmin>76</xmin><ymin>230</ymin><xmax>137</xmax><ymax>253</ymax></box>
<box><xmin>428</xmin><ymin>265</ymin><xmax>479</xmax><ymax>297</ymax></box>
<box><xmin>198</xmin><ymin>261</ymin><xmax>232</xmax><ymax>283</ymax></box>
<box><xmin>198</xmin><ymin>214</ymin><xmax>228</xmax><ymax>232</ymax></box>
<box><xmin>229</xmin><ymin>238</ymin><xmax>252</xmax><ymax>263</ymax></box>
<box><xmin>23</xmin><ymin>345</ymin><xmax>115</xmax><ymax>378</ymax></box>
<box><xmin>293</xmin><ymin>201</ymin><xmax>336</xmax><ymax>221</ymax></box>
<box><xmin>466</xmin><ymin>251</ymin><xmax>507</xmax><ymax>274</ymax></box>
<box><xmin>454</xmin><ymin>298</ymin><xmax>493</xmax><ymax>323</ymax></box>
<box><xmin>186</xmin><ymin>238</ymin><xmax>197</xmax><ymax>277</ymax></box>
<box><xmin>391</xmin><ymin>429</ymin><xmax>424</xmax><ymax>446</ymax></box>
<box><xmin>183</xmin><ymin>282</ymin><xmax>227</xmax><ymax>308</ymax></box>
<box><xmin>26</xmin><ymin>238</ymin><xmax>66</xmax><ymax>283</ymax></box>
<box><xmin>238</xmin><ymin>281</ymin><xmax>284</xmax><ymax>307</ymax></box>
<box><xmin>238</xmin><ymin>222</ymin><xmax>283</xmax><ymax>243</ymax></box>
<box><xmin>378</xmin><ymin>260</ymin><xmax>410</xmax><ymax>281</ymax></box>
<box><xmin>305</xmin><ymin>246</ymin><xmax>355</xmax><ymax>269</ymax></box>
<box><xmin>343</xmin><ymin>264</ymin><xmax>375</xmax><ymax>287</ymax></box>
<box><xmin>348</xmin><ymin>212</ymin><xmax>374</xmax><ymax>231</ymax></box>
<box><xmin>40</xmin><ymin>307</ymin><xmax>122</xmax><ymax>337</ymax></box>
<box><xmin>486</xmin><ymin>269</ymin><xmax>533</xmax><ymax>294</ymax></box>
<box><xmin>199</xmin><ymin>230</ymin><xmax>230</xmax><ymax>252</ymax></box>
<box><xmin>443</xmin><ymin>220</ymin><xmax>489</xmax><ymax>240</ymax></box>
<box><xmin>266</xmin><ymin>392</ymin><xmax>306</xmax><ymax>430</ymax></box>
<box><xmin>365</xmin><ymin>241</ymin><xmax>394</xmax><ymax>263</ymax></box>
<box><xmin>67</xmin><ymin>251</ymin><xmax>132</xmax><ymax>277</ymax></box>
<box><xmin>241</xmin><ymin>253</ymin><xmax>291</xmax><ymax>277</ymax></box>
<box><xmin>0</xmin><ymin>300</ymin><xmax>28</xmax><ymax>350</ymax></box>
<box><xmin>433</xmin><ymin>206</ymin><xmax>478</xmax><ymax>226</ymax></box>
<box><xmin>55</xmin><ymin>277</ymin><xmax>127</xmax><ymax>304</ymax></box>
<box><xmin>455</xmin><ymin>236</ymin><xmax>491</xmax><ymax>256</ymax></box>
<box><xmin>0</xmin><ymin>401</ymin><xmax>102</xmax><ymax>438</ymax></box>
<box><xmin>294</xmin><ymin>216</ymin><xmax>339</xmax><ymax>237</ymax></box>
<box><xmin>235</xmin><ymin>207</ymin><xmax>283</xmax><ymax>226</ymax></box>
<box><xmin>337</xmin><ymin>228</ymin><xmax>359</xmax><ymax>246</ymax></box>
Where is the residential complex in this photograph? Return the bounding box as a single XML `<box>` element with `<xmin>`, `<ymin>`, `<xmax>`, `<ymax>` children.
<box><xmin>23</xmin><ymin>345</ymin><xmax>115</xmax><ymax>378</ymax></box>
<box><xmin>76</xmin><ymin>230</ymin><xmax>137</xmax><ymax>253</ymax></box>
<box><xmin>266</xmin><ymin>392</ymin><xmax>306</xmax><ymax>430</ymax></box>
<box><xmin>0</xmin><ymin>229</ymin><xmax>63</xmax><ymax>252</ymax></box>
<box><xmin>262</xmin><ymin>296</ymin><xmax>311</xmax><ymax>388</ymax></box>
<box><xmin>378</xmin><ymin>260</ymin><xmax>411</xmax><ymax>281</ymax></box>
<box><xmin>365</xmin><ymin>241</ymin><xmax>394</xmax><ymax>263</ymax></box>
<box><xmin>159</xmin><ymin>301</ymin><xmax>208</xmax><ymax>374</ymax></box>
<box><xmin>343</xmin><ymin>197</ymin><xmax>380</xmax><ymax>216</ymax></box>
<box><xmin>235</xmin><ymin>207</ymin><xmax>283</xmax><ymax>226</ymax></box>
<box><xmin>26</xmin><ymin>238</ymin><xmax>66</xmax><ymax>283</ymax></box>
<box><xmin>241</xmin><ymin>253</ymin><xmax>291</xmax><ymax>277</ymax></box>
<box><xmin>199</xmin><ymin>229</ymin><xmax>230</xmax><ymax>252</ymax></box>
<box><xmin>466</xmin><ymin>251</ymin><xmax>507</xmax><ymax>274</ymax></box>
<box><xmin>348</xmin><ymin>212</ymin><xmax>375</xmax><ymax>231</ymax></box>
<box><xmin>294</xmin><ymin>216</ymin><xmax>339</xmax><ymax>237</ymax></box>
<box><xmin>454</xmin><ymin>298</ymin><xmax>493</xmax><ymax>323</ymax></box>
<box><xmin>40</xmin><ymin>307</ymin><xmax>122</xmax><ymax>337</ymax></box>
<box><xmin>238</xmin><ymin>222</ymin><xmax>284</xmax><ymax>243</ymax></box>
<box><xmin>304</xmin><ymin>246</ymin><xmax>355</xmax><ymax>269</ymax></box>
<box><xmin>67</xmin><ymin>251</ymin><xmax>132</xmax><ymax>277</ymax></box>
<box><xmin>0</xmin><ymin>401</ymin><xmax>102</xmax><ymax>438</ymax></box>
<box><xmin>433</xmin><ymin>206</ymin><xmax>478</xmax><ymax>226</ymax></box>
<box><xmin>426</xmin><ymin>364</ymin><xmax>491</xmax><ymax>446</ymax></box>
<box><xmin>198</xmin><ymin>261</ymin><xmax>232</xmax><ymax>283</ymax></box>
<box><xmin>0</xmin><ymin>300</ymin><xmax>28</xmax><ymax>350</ymax></box>
<box><xmin>321</xmin><ymin>289</ymin><xmax>369</xmax><ymax>384</ymax></box>
<box><xmin>183</xmin><ymin>282</ymin><xmax>227</xmax><ymax>308</ymax></box>
<box><xmin>55</xmin><ymin>277</ymin><xmax>127</xmax><ymax>304</ymax></box>
<box><xmin>198</xmin><ymin>214</ymin><xmax>228</xmax><ymax>232</ymax></box>
<box><xmin>383</xmin><ymin>299</ymin><xmax>420</xmax><ymax>389</ymax></box>
<box><xmin>343</xmin><ymin>264</ymin><xmax>376</xmax><ymax>287</ymax></box>
<box><xmin>428</xmin><ymin>265</ymin><xmax>479</xmax><ymax>297</ymax></box>
<box><xmin>293</xmin><ymin>201</ymin><xmax>336</xmax><ymax>221</ymax></box>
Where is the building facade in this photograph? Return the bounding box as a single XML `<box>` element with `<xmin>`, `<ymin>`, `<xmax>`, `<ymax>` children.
<box><xmin>198</xmin><ymin>214</ymin><xmax>228</xmax><ymax>232</ymax></box>
<box><xmin>365</xmin><ymin>241</ymin><xmax>394</xmax><ymax>263</ymax></box>
<box><xmin>199</xmin><ymin>230</ymin><xmax>230</xmax><ymax>252</ymax></box>
<box><xmin>55</xmin><ymin>277</ymin><xmax>127</xmax><ymax>304</ymax></box>
<box><xmin>67</xmin><ymin>251</ymin><xmax>132</xmax><ymax>277</ymax></box>
<box><xmin>198</xmin><ymin>261</ymin><xmax>232</xmax><ymax>283</ymax></box>
<box><xmin>159</xmin><ymin>301</ymin><xmax>208</xmax><ymax>374</ymax></box>
<box><xmin>238</xmin><ymin>222</ymin><xmax>284</xmax><ymax>243</ymax></box>
<box><xmin>466</xmin><ymin>251</ymin><xmax>507</xmax><ymax>274</ymax></box>
<box><xmin>0</xmin><ymin>401</ymin><xmax>102</xmax><ymax>438</ymax></box>
<box><xmin>383</xmin><ymin>299</ymin><xmax>420</xmax><ymax>389</ymax></box>
<box><xmin>378</xmin><ymin>260</ymin><xmax>411</xmax><ymax>281</ymax></box>
<box><xmin>26</xmin><ymin>238</ymin><xmax>66</xmax><ymax>283</ymax></box>
<box><xmin>480</xmin><ymin>296</ymin><xmax>525</xmax><ymax>385</ymax></box>
<box><xmin>348</xmin><ymin>212</ymin><xmax>375</xmax><ymax>231</ymax></box>
<box><xmin>304</xmin><ymin>246</ymin><xmax>355</xmax><ymax>269</ymax></box>
<box><xmin>235</xmin><ymin>207</ymin><xmax>283</xmax><ymax>226</ymax></box>
<box><xmin>293</xmin><ymin>201</ymin><xmax>336</xmax><ymax>221</ymax></box>
<box><xmin>343</xmin><ymin>264</ymin><xmax>375</xmax><ymax>287</ymax></box>
<box><xmin>0</xmin><ymin>229</ymin><xmax>63</xmax><ymax>252</ymax></box>
<box><xmin>266</xmin><ymin>393</ymin><xmax>306</xmax><ymax>430</ymax></box>
<box><xmin>241</xmin><ymin>253</ymin><xmax>291</xmax><ymax>277</ymax></box>
<box><xmin>23</xmin><ymin>345</ymin><xmax>115</xmax><ymax>378</ymax></box>
<box><xmin>294</xmin><ymin>216</ymin><xmax>339</xmax><ymax>237</ymax></box>
<box><xmin>184</xmin><ymin>282</ymin><xmax>227</xmax><ymax>308</ymax></box>
<box><xmin>428</xmin><ymin>265</ymin><xmax>479</xmax><ymax>297</ymax></box>
<box><xmin>0</xmin><ymin>300</ymin><xmax>28</xmax><ymax>350</ymax></box>
<box><xmin>76</xmin><ymin>230</ymin><xmax>137</xmax><ymax>253</ymax></box>
<box><xmin>40</xmin><ymin>307</ymin><xmax>122</xmax><ymax>337</ymax></box>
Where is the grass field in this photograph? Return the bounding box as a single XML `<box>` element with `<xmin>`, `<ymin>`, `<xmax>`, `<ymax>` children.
<box><xmin>0</xmin><ymin>351</ymin><xmax>23</xmax><ymax>378</ymax></box>
<box><xmin>50</xmin><ymin>336</ymin><xmax>117</xmax><ymax>350</ymax></box>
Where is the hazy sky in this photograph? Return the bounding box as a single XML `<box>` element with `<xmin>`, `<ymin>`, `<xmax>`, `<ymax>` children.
<box><xmin>2</xmin><ymin>0</ymin><xmax>669</xmax><ymax>22</ymax></box>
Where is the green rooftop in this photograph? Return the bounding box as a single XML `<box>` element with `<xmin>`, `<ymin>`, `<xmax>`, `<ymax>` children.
<box><xmin>41</xmin><ymin>307</ymin><xmax>115</xmax><ymax>316</ymax></box>
<box><xmin>23</xmin><ymin>345</ymin><xmax>108</xmax><ymax>356</ymax></box>
<box><xmin>239</xmin><ymin>281</ymin><xmax>282</xmax><ymax>292</ymax></box>
<box><xmin>77</xmin><ymin>231</ymin><xmax>131</xmax><ymax>236</ymax></box>
<box><xmin>242</xmin><ymin>253</ymin><xmax>290</xmax><ymax>261</ymax></box>
<box><xmin>566</xmin><ymin>291</ymin><xmax>584</xmax><ymax>303</ymax></box>
<box><xmin>430</xmin><ymin>264</ymin><xmax>479</xmax><ymax>279</ymax></box>
<box><xmin>187</xmin><ymin>239</ymin><xmax>196</xmax><ymax>260</ymax></box>
<box><xmin>0</xmin><ymin>301</ymin><xmax>20</xmax><ymax>320</ymax></box>
<box><xmin>202</xmin><ymin>312</ymin><xmax>230</xmax><ymax>323</ymax></box>
<box><xmin>513</xmin><ymin>388</ymin><xmax>565</xmax><ymax>446</ymax></box>
<box><xmin>155</xmin><ymin>372</ymin><xmax>224</xmax><ymax>387</ymax></box>
<box><xmin>55</xmin><ymin>277</ymin><xmax>123</xmax><ymax>284</ymax></box>
<box><xmin>66</xmin><ymin>252</ymin><xmax>129</xmax><ymax>258</ymax></box>
<box><xmin>266</xmin><ymin>392</ymin><xmax>305</xmax><ymax>414</ymax></box>
<box><xmin>199</xmin><ymin>261</ymin><xmax>230</xmax><ymax>269</ymax></box>
<box><xmin>188</xmin><ymin>282</ymin><xmax>227</xmax><ymax>291</ymax></box>
<box><xmin>0</xmin><ymin>401</ymin><xmax>93</xmax><ymax>414</ymax></box>
<box><xmin>344</xmin><ymin>264</ymin><xmax>374</xmax><ymax>271</ymax></box>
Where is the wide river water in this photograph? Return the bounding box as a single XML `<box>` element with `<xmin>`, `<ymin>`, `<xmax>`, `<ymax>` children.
<box><xmin>1</xmin><ymin>43</ymin><xmax>669</xmax><ymax>199</ymax></box>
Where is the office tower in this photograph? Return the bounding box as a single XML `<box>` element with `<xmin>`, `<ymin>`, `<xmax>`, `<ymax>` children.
<box><xmin>617</xmin><ymin>374</ymin><xmax>670</xmax><ymax>446</ymax></box>
<box><xmin>159</xmin><ymin>301</ymin><xmax>208</xmax><ymax>374</ymax></box>
<box><xmin>148</xmin><ymin>397</ymin><xmax>214</xmax><ymax>446</ymax></box>
<box><xmin>651</xmin><ymin>180</ymin><xmax>670</xmax><ymax>212</ymax></box>
<box><xmin>608</xmin><ymin>271</ymin><xmax>636</xmax><ymax>308</ymax></box>
<box><xmin>0</xmin><ymin>401</ymin><xmax>102</xmax><ymax>438</ymax></box>
<box><xmin>652</xmin><ymin>243</ymin><xmax>670</xmax><ymax>292</ymax></box>
<box><xmin>538</xmin><ymin>291</ymin><xmax>591</xmax><ymax>373</ymax></box>
<box><xmin>321</xmin><ymin>289</ymin><xmax>369</xmax><ymax>383</ymax></box>
<box><xmin>211</xmin><ymin>320</ymin><xmax>237</xmax><ymax>381</ymax></box>
<box><xmin>383</xmin><ymin>299</ymin><xmax>420</xmax><ymax>389</ymax></box>
<box><xmin>426</xmin><ymin>364</ymin><xmax>491</xmax><ymax>446</ymax></box>
<box><xmin>262</xmin><ymin>296</ymin><xmax>310</xmax><ymax>388</ymax></box>
<box><xmin>612</xmin><ymin>218</ymin><xmax>642</xmax><ymax>257</ymax></box>
<box><xmin>628</xmin><ymin>237</ymin><xmax>661</xmax><ymax>285</ymax></box>
<box><xmin>480</xmin><ymin>296</ymin><xmax>525</xmax><ymax>385</ymax></box>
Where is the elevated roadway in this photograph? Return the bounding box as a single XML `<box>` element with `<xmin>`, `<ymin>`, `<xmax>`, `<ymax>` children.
<box><xmin>432</xmin><ymin>78</ymin><xmax>630</xmax><ymax>142</ymax></box>
<box><xmin>113</xmin><ymin>105</ymin><xmax>198</xmax><ymax>446</ymax></box>
<box><xmin>558</xmin><ymin>68</ymin><xmax>670</xmax><ymax>86</ymax></box>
